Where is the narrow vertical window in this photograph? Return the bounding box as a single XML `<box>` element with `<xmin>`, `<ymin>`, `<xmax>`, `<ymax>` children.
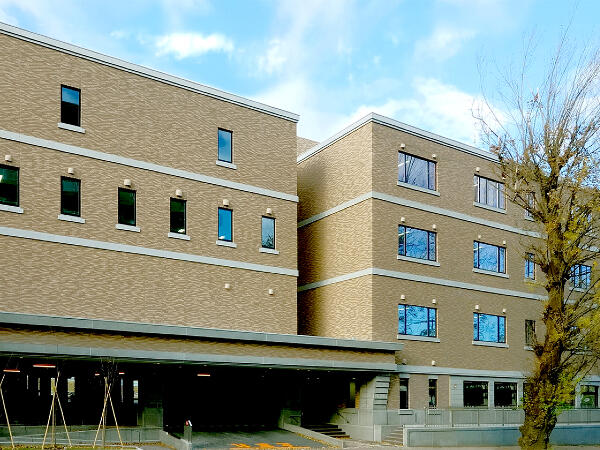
<box><xmin>261</xmin><ymin>216</ymin><xmax>275</xmax><ymax>249</ymax></box>
<box><xmin>61</xmin><ymin>85</ymin><xmax>81</xmax><ymax>126</ymax></box>
<box><xmin>0</xmin><ymin>165</ymin><xmax>19</xmax><ymax>206</ymax></box>
<box><xmin>170</xmin><ymin>198</ymin><xmax>186</xmax><ymax>234</ymax></box>
<box><xmin>525</xmin><ymin>253</ymin><xmax>535</xmax><ymax>280</ymax></box>
<box><xmin>118</xmin><ymin>188</ymin><xmax>136</xmax><ymax>226</ymax></box>
<box><xmin>133</xmin><ymin>379</ymin><xmax>139</xmax><ymax>405</ymax></box>
<box><xmin>67</xmin><ymin>377</ymin><xmax>75</xmax><ymax>403</ymax></box>
<box><xmin>525</xmin><ymin>320</ymin><xmax>536</xmax><ymax>346</ymax></box>
<box><xmin>399</xmin><ymin>378</ymin><xmax>409</xmax><ymax>409</ymax></box>
<box><xmin>218</xmin><ymin>207</ymin><xmax>233</xmax><ymax>242</ymax></box>
<box><xmin>218</xmin><ymin>129</ymin><xmax>233</xmax><ymax>163</ymax></box>
<box><xmin>61</xmin><ymin>177</ymin><xmax>81</xmax><ymax>216</ymax></box>
<box><xmin>525</xmin><ymin>192</ymin><xmax>535</xmax><ymax>219</ymax></box>
<box><xmin>429</xmin><ymin>379</ymin><xmax>437</xmax><ymax>408</ymax></box>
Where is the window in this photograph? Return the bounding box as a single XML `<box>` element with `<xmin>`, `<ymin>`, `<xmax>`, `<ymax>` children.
<box><xmin>399</xmin><ymin>378</ymin><xmax>409</xmax><ymax>409</ymax></box>
<box><xmin>570</xmin><ymin>264</ymin><xmax>591</xmax><ymax>289</ymax></box>
<box><xmin>525</xmin><ymin>253</ymin><xmax>535</xmax><ymax>280</ymax></box>
<box><xmin>118</xmin><ymin>188</ymin><xmax>136</xmax><ymax>226</ymax></box>
<box><xmin>61</xmin><ymin>85</ymin><xmax>81</xmax><ymax>126</ymax></box>
<box><xmin>61</xmin><ymin>177</ymin><xmax>81</xmax><ymax>216</ymax></box>
<box><xmin>67</xmin><ymin>377</ymin><xmax>75</xmax><ymax>403</ymax></box>
<box><xmin>218</xmin><ymin>207</ymin><xmax>233</xmax><ymax>242</ymax></box>
<box><xmin>398</xmin><ymin>226</ymin><xmax>436</xmax><ymax>261</ymax></box>
<box><xmin>218</xmin><ymin>129</ymin><xmax>233</xmax><ymax>163</ymax></box>
<box><xmin>170</xmin><ymin>198</ymin><xmax>186</xmax><ymax>234</ymax></box>
<box><xmin>0</xmin><ymin>165</ymin><xmax>19</xmax><ymax>206</ymax></box>
<box><xmin>473</xmin><ymin>313</ymin><xmax>506</xmax><ymax>343</ymax></box>
<box><xmin>525</xmin><ymin>320</ymin><xmax>536</xmax><ymax>346</ymax></box>
<box><xmin>133</xmin><ymin>379</ymin><xmax>139</xmax><ymax>405</ymax></box>
<box><xmin>398</xmin><ymin>152</ymin><xmax>436</xmax><ymax>190</ymax></box>
<box><xmin>473</xmin><ymin>241</ymin><xmax>506</xmax><ymax>273</ymax></box>
<box><xmin>474</xmin><ymin>175</ymin><xmax>505</xmax><ymax>209</ymax></box>
<box><xmin>261</xmin><ymin>216</ymin><xmax>275</xmax><ymax>249</ymax></box>
<box><xmin>398</xmin><ymin>305</ymin><xmax>436</xmax><ymax>337</ymax></box>
<box><xmin>525</xmin><ymin>192</ymin><xmax>535</xmax><ymax>219</ymax></box>
<box><xmin>463</xmin><ymin>381</ymin><xmax>488</xmax><ymax>407</ymax></box>
<box><xmin>581</xmin><ymin>385</ymin><xmax>598</xmax><ymax>408</ymax></box>
<box><xmin>494</xmin><ymin>382</ymin><xmax>517</xmax><ymax>407</ymax></box>
<box><xmin>429</xmin><ymin>379</ymin><xmax>437</xmax><ymax>408</ymax></box>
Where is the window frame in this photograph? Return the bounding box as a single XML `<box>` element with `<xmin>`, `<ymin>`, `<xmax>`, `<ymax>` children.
<box><xmin>398</xmin><ymin>225</ymin><xmax>437</xmax><ymax>262</ymax></box>
<box><xmin>525</xmin><ymin>253</ymin><xmax>535</xmax><ymax>280</ymax></box>
<box><xmin>494</xmin><ymin>382</ymin><xmax>517</xmax><ymax>408</ymax></box>
<box><xmin>463</xmin><ymin>381</ymin><xmax>489</xmax><ymax>408</ymax></box>
<box><xmin>261</xmin><ymin>216</ymin><xmax>276</xmax><ymax>249</ymax></box>
<box><xmin>525</xmin><ymin>319</ymin><xmax>536</xmax><ymax>346</ymax></box>
<box><xmin>217</xmin><ymin>207</ymin><xmax>233</xmax><ymax>242</ymax></box>
<box><xmin>474</xmin><ymin>175</ymin><xmax>505</xmax><ymax>210</ymax></box>
<box><xmin>169</xmin><ymin>198</ymin><xmax>187</xmax><ymax>235</ymax></box>
<box><xmin>473</xmin><ymin>312</ymin><xmax>506</xmax><ymax>343</ymax></box>
<box><xmin>60</xmin><ymin>85</ymin><xmax>81</xmax><ymax>127</ymax></box>
<box><xmin>0</xmin><ymin>164</ymin><xmax>19</xmax><ymax>207</ymax></box>
<box><xmin>428</xmin><ymin>379</ymin><xmax>437</xmax><ymax>408</ymax></box>
<box><xmin>473</xmin><ymin>241</ymin><xmax>506</xmax><ymax>273</ymax></box>
<box><xmin>217</xmin><ymin>128</ymin><xmax>233</xmax><ymax>164</ymax></box>
<box><xmin>399</xmin><ymin>378</ymin><xmax>409</xmax><ymax>409</ymax></box>
<box><xmin>398</xmin><ymin>304</ymin><xmax>437</xmax><ymax>337</ymax></box>
<box><xmin>570</xmin><ymin>264</ymin><xmax>591</xmax><ymax>290</ymax></box>
<box><xmin>398</xmin><ymin>151</ymin><xmax>436</xmax><ymax>191</ymax></box>
<box><xmin>117</xmin><ymin>188</ymin><xmax>136</xmax><ymax>226</ymax></box>
<box><xmin>60</xmin><ymin>176</ymin><xmax>81</xmax><ymax>217</ymax></box>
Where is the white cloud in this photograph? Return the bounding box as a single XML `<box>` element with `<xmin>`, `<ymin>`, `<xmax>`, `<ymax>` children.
<box><xmin>155</xmin><ymin>32</ymin><xmax>234</xmax><ymax>59</ymax></box>
<box><xmin>257</xmin><ymin>39</ymin><xmax>287</xmax><ymax>75</ymax></box>
<box><xmin>415</xmin><ymin>26</ymin><xmax>477</xmax><ymax>62</ymax></box>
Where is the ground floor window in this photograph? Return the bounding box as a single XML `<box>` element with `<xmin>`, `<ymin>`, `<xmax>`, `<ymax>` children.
<box><xmin>581</xmin><ymin>385</ymin><xmax>598</xmax><ymax>408</ymax></box>
<box><xmin>399</xmin><ymin>378</ymin><xmax>409</xmax><ymax>409</ymax></box>
<box><xmin>494</xmin><ymin>382</ymin><xmax>517</xmax><ymax>407</ymax></box>
<box><xmin>464</xmin><ymin>381</ymin><xmax>488</xmax><ymax>407</ymax></box>
<box><xmin>429</xmin><ymin>378</ymin><xmax>437</xmax><ymax>408</ymax></box>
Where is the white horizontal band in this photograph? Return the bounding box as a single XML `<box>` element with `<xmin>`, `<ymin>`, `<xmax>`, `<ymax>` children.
<box><xmin>0</xmin><ymin>129</ymin><xmax>298</xmax><ymax>203</ymax></box>
<box><xmin>298</xmin><ymin>191</ymin><xmax>541</xmax><ymax>238</ymax></box>
<box><xmin>0</xmin><ymin>225</ymin><xmax>298</xmax><ymax>276</ymax></box>
<box><xmin>0</xmin><ymin>22</ymin><xmax>298</xmax><ymax>122</ymax></box>
<box><xmin>298</xmin><ymin>267</ymin><xmax>546</xmax><ymax>300</ymax></box>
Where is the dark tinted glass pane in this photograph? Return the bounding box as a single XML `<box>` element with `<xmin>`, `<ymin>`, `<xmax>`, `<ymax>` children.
<box><xmin>405</xmin><ymin>306</ymin><xmax>429</xmax><ymax>336</ymax></box>
<box><xmin>118</xmin><ymin>189</ymin><xmax>136</xmax><ymax>226</ymax></box>
<box><xmin>218</xmin><ymin>208</ymin><xmax>232</xmax><ymax>241</ymax></box>
<box><xmin>399</xmin><ymin>379</ymin><xmax>408</xmax><ymax>409</ymax></box>
<box><xmin>61</xmin><ymin>177</ymin><xmax>80</xmax><ymax>216</ymax></box>
<box><xmin>170</xmin><ymin>198</ymin><xmax>186</xmax><ymax>234</ymax></box>
<box><xmin>464</xmin><ymin>381</ymin><xmax>488</xmax><ymax>407</ymax></box>
<box><xmin>398</xmin><ymin>305</ymin><xmax>406</xmax><ymax>334</ymax></box>
<box><xmin>494</xmin><ymin>382</ymin><xmax>517</xmax><ymax>407</ymax></box>
<box><xmin>61</xmin><ymin>86</ymin><xmax>80</xmax><ymax>126</ymax></box>
<box><xmin>262</xmin><ymin>216</ymin><xmax>275</xmax><ymax>249</ymax></box>
<box><xmin>218</xmin><ymin>129</ymin><xmax>232</xmax><ymax>163</ymax></box>
<box><xmin>429</xmin><ymin>379</ymin><xmax>437</xmax><ymax>407</ymax></box>
<box><xmin>0</xmin><ymin>165</ymin><xmax>19</xmax><ymax>206</ymax></box>
<box><xmin>405</xmin><ymin>227</ymin><xmax>428</xmax><ymax>260</ymax></box>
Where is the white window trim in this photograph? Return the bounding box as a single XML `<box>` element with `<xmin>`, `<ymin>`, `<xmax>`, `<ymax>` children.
<box><xmin>524</xmin><ymin>215</ymin><xmax>535</xmax><ymax>222</ymax></box>
<box><xmin>58</xmin><ymin>122</ymin><xmax>85</xmax><ymax>134</ymax></box>
<box><xmin>397</xmin><ymin>334</ymin><xmax>440</xmax><ymax>343</ymax></box>
<box><xmin>216</xmin><ymin>160</ymin><xmax>237</xmax><ymax>170</ymax></box>
<box><xmin>216</xmin><ymin>240</ymin><xmax>237</xmax><ymax>248</ymax></box>
<box><xmin>472</xmin><ymin>341</ymin><xmax>509</xmax><ymax>348</ymax></box>
<box><xmin>524</xmin><ymin>345</ymin><xmax>533</xmax><ymax>351</ymax></box>
<box><xmin>473</xmin><ymin>201</ymin><xmax>506</xmax><ymax>214</ymax></box>
<box><xmin>397</xmin><ymin>254</ymin><xmax>440</xmax><ymax>267</ymax></box>
<box><xmin>0</xmin><ymin>204</ymin><xmax>23</xmax><ymax>214</ymax></box>
<box><xmin>397</xmin><ymin>181</ymin><xmax>440</xmax><ymax>196</ymax></box>
<box><xmin>168</xmin><ymin>232</ymin><xmax>190</xmax><ymax>241</ymax></box>
<box><xmin>115</xmin><ymin>223</ymin><xmax>140</xmax><ymax>232</ymax></box>
<box><xmin>473</xmin><ymin>268</ymin><xmax>509</xmax><ymax>279</ymax></box>
<box><xmin>260</xmin><ymin>247</ymin><xmax>279</xmax><ymax>254</ymax></box>
<box><xmin>58</xmin><ymin>214</ymin><xmax>85</xmax><ymax>224</ymax></box>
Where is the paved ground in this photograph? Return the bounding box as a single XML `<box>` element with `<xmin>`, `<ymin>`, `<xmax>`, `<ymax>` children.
<box><xmin>187</xmin><ymin>429</ymin><xmax>332</xmax><ymax>449</ymax></box>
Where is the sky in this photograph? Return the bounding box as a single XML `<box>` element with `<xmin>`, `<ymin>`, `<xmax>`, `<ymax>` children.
<box><xmin>1</xmin><ymin>0</ymin><xmax>598</xmax><ymax>145</ymax></box>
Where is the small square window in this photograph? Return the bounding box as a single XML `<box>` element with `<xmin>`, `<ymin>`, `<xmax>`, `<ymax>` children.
<box><xmin>118</xmin><ymin>188</ymin><xmax>136</xmax><ymax>226</ymax></box>
<box><xmin>0</xmin><ymin>165</ymin><xmax>19</xmax><ymax>207</ymax></box>
<box><xmin>398</xmin><ymin>304</ymin><xmax>437</xmax><ymax>337</ymax></box>
<box><xmin>463</xmin><ymin>381</ymin><xmax>488</xmax><ymax>407</ymax></box>
<box><xmin>61</xmin><ymin>177</ymin><xmax>81</xmax><ymax>217</ymax></box>
<box><xmin>218</xmin><ymin>207</ymin><xmax>233</xmax><ymax>242</ymax></box>
<box><xmin>218</xmin><ymin>129</ymin><xmax>233</xmax><ymax>163</ymax></box>
<box><xmin>61</xmin><ymin>86</ymin><xmax>81</xmax><ymax>127</ymax></box>
<box><xmin>170</xmin><ymin>198</ymin><xmax>186</xmax><ymax>234</ymax></box>
<box><xmin>262</xmin><ymin>216</ymin><xmax>275</xmax><ymax>249</ymax></box>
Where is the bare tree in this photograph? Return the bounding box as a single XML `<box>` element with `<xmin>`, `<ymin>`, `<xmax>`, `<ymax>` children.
<box><xmin>476</xmin><ymin>35</ymin><xmax>600</xmax><ymax>449</ymax></box>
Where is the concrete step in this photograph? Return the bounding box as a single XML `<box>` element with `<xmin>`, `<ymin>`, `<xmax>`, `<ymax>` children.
<box><xmin>303</xmin><ymin>423</ymin><xmax>350</xmax><ymax>439</ymax></box>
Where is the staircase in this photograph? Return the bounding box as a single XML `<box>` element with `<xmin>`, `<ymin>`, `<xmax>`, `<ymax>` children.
<box><xmin>382</xmin><ymin>426</ymin><xmax>404</xmax><ymax>446</ymax></box>
<box><xmin>303</xmin><ymin>423</ymin><xmax>350</xmax><ymax>439</ymax></box>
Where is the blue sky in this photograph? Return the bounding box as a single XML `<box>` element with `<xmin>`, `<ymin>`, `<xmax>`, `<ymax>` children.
<box><xmin>1</xmin><ymin>0</ymin><xmax>598</xmax><ymax>144</ymax></box>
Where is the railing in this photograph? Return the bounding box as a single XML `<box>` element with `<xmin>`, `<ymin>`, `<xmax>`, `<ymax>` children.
<box><xmin>422</xmin><ymin>407</ymin><xmax>600</xmax><ymax>427</ymax></box>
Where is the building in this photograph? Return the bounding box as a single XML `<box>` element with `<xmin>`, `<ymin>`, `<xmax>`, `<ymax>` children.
<box><xmin>0</xmin><ymin>23</ymin><xmax>399</xmax><ymax>434</ymax></box>
<box><xmin>297</xmin><ymin>112</ymin><xmax>599</xmax><ymax>420</ymax></box>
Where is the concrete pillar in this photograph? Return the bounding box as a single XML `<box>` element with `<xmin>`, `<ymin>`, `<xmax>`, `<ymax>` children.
<box><xmin>359</xmin><ymin>374</ymin><xmax>390</xmax><ymax>410</ymax></box>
